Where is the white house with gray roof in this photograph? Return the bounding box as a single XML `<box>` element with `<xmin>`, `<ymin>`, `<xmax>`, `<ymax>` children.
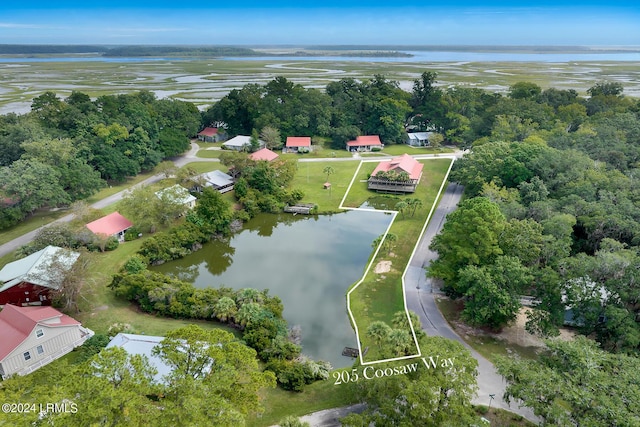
<box><xmin>406</xmin><ymin>132</ymin><xmax>433</xmax><ymax>146</ymax></box>
<box><xmin>196</xmin><ymin>170</ymin><xmax>235</xmax><ymax>194</ymax></box>
<box><xmin>222</xmin><ymin>135</ymin><xmax>265</xmax><ymax>151</ymax></box>
<box><xmin>106</xmin><ymin>333</ymin><xmax>171</xmax><ymax>384</ymax></box>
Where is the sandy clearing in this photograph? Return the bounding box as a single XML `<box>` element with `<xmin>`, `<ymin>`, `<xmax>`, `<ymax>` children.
<box><xmin>374</xmin><ymin>260</ymin><xmax>391</xmax><ymax>274</ymax></box>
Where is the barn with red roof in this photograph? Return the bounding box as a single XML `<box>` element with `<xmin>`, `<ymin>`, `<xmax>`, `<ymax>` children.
<box><xmin>0</xmin><ymin>304</ymin><xmax>93</xmax><ymax>379</ymax></box>
<box><xmin>0</xmin><ymin>246</ymin><xmax>80</xmax><ymax>307</ymax></box>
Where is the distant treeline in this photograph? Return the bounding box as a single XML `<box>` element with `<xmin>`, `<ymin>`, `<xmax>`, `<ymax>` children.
<box><xmin>0</xmin><ymin>45</ymin><xmax>109</xmax><ymax>54</ymax></box>
<box><xmin>102</xmin><ymin>46</ymin><xmax>260</xmax><ymax>57</ymax></box>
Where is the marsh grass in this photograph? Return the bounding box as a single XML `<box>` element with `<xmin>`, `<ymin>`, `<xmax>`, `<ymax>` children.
<box><xmin>3</xmin><ymin>58</ymin><xmax>638</xmax><ymax>116</ymax></box>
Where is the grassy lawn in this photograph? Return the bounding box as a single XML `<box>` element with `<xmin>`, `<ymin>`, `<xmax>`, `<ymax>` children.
<box><xmin>196</xmin><ymin>149</ymin><xmax>224</xmax><ymax>158</ymax></box>
<box><xmin>182</xmin><ymin>161</ymin><xmax>231</xmax><ymax>174</ymax></box>
<box><xmin>69</xmin><ymin>231</ymin><xmax>236</xmax><ymax>337</ymax></box>
<box><xmin>345</xmin><ymin>158</ymin><xmax>453</xmax><ymax>362</ymax></box>
<box><xmin>247</xmin><ymin>376</ymin><xmax>358</xmax><ymax>427</ymax></box>
<box><xmin>0</xmin><ymin>209</ymin><xmax>70</xmax><ymax>246</ymax></box>
<box><xmin>290</xmin><ymin>160</ymin><xmax>361</xmax><ymax>213</ymax></box>
<box><xmin>280</xmin><ymin>147</ymin><xmax>353</xmax><ymax>160</ymax></box>
<box><xmin>435</xmin><ymin>297</ymin><xmax>541</xmax><ymax>363</ymax></box>
<box><xmin>379</xmin><ymin>145</ymin><xmax>454</xmax><ymax>156</ymax></box>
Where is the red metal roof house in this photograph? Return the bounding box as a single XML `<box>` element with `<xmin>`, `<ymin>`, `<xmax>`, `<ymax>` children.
<box><xmin>346</xmin><ymin>135</ymin><xmax>383</xmax><ymax>152</ymax></box>
<box><xmin>86</xmin><ymin>212</ymin><xmax>133</xmax><ymax>242</ymax></box>
<box><xmin>0</xmin><ymin>304</ymin><xmax>93</xmax><ymax>379</ymax></box>
<box><xmin>285</xmin><ymin>136</ymin><xmax>312</xmax><ymax>153</ymax></box>
<box><xmin>197</xmin><ymin>127</ymin><xmax>224</xmax><ymax>143</ymax></box>
<box><xmin>368</xmin><ymin>154</ymin><xmax>424</xmax><ymax>193</ymax></box>
<box><xmin>249</xmin><ymin>147</ymin><xmax>279</xmax><ymax>162</ymax></box>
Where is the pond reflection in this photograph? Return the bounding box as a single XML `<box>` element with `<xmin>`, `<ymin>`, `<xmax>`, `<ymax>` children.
<box><xmin>152</xmin><ymin>210</ymin><xmax>391</xmax><ymax>367</ymax></box>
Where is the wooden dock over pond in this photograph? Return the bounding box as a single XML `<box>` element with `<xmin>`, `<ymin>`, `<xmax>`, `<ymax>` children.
<box><xmin>284</xmin><ymin>203</ymin><xmax>317</xmax><ymax>214</ymax></box>
<box><xmin>342</xmin><ymin>346</ymin><xmax>369</xmax><ymax>358</ymax></box>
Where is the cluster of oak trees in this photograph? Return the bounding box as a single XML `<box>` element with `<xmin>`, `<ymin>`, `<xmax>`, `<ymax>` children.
<box><xmin>0</xmin><ymin>90</ymin><xmax>201</xmax><ymax>229</ymax></box>
<box><xmin>425</xmin><ymin>81</ymin><xmax>640</xmax><ymax>424</ymax></box>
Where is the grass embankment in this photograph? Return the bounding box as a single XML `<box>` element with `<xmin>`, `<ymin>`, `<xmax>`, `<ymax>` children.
<box><xmin>247</xmin><ymin>379</ymin><xmax>358</xmax><ymax>427</ymax></box>
<box><xmin>344</xmin><ymin>158</ymin><xmax>453</xmax><ymax>362</ymax></box>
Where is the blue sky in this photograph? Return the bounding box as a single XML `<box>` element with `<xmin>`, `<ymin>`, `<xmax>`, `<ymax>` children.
<box><xmin>1</xmin><ymin>1</ymin><xmax>639</xmax><ymax>45</ymax></box>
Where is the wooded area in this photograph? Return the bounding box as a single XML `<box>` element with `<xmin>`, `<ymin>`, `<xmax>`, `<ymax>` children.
<box><xmin>1</xmin><ymin>71</ymin><xmax>640</xmax><ymax>424</ymax></box>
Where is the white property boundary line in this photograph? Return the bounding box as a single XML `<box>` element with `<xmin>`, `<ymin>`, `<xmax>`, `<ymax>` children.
<box><xmin>340</xmin><ymin>155</ymin><xmax>456</xmax><ymax>366</ymax></box>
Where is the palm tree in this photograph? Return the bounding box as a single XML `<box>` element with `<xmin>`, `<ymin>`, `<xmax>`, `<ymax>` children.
<box><xmin>323</xmin><ymin>166</ymin><xmax>335</xmax><ymax>182</ymax></box>
<box><xmin>213</xmin><ymin>296</ymin><xmax>237</xmax><ymax>323</ymax></box>
<box><xmin>367</xmin><ymin>321</ymin><xmax>392</xmax><ymax>347</ymax></box>
<box><xmin>395</xmin><ymin>200</ymin><xmax>408</xmax><ymax>219</ymax></box>
<box><xmin>407</xmin><ymin>198</ymin><xmax>423</xmax><ymax>216</ymax></box>
<box><xmin>385</xmin><ymin>233</ymin><xmax>398</xmax><ymax>253</ymax></box>
<box><xmin>387</xmin><ymin>328</ymin><xmax>412</xmax><ymax>356</ymax></box>
<box><xmin>235</xmin><ymin>288</ymin><xmax>263</xmax><ymax>305</ymax></box>
<box><xmin>235</xmin><ymin>302</ymin><xmax>264</xmax><ymax>328</ymax></box>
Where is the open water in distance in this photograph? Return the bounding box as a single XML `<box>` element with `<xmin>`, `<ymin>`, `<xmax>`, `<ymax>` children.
<box><xmin>1</xmin><ymin>51</ymin><xmax>640</xmax><ymax>63</ymax></box>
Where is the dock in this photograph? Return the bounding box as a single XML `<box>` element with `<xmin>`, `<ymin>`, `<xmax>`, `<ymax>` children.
<box><xmin>284</xmin><ymin>203</ymin><xmax>317</xmax><ymax>215</ymax></box>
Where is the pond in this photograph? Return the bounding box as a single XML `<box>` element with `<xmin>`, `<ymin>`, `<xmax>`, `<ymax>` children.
<box><xmin>152</xmin><ymin>210</ymin><xmax>392</xmax><ymax>368</ymax></box>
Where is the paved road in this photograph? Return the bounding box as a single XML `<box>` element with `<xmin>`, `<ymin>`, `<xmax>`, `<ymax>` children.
<box><xmin>404</xmin><ymin>182</ymin><xmax>536</xmax><ymax>421</ymax></box>
<box><xmin>0</xmin><ymin>142</ymin><xmax>209</xmax><ymax>258</ymax></box>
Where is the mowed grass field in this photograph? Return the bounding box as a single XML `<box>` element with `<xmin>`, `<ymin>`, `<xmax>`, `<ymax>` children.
<box><xmin>290</xmin><ymin>160</ymin><xmax>361</xmax><ymax>213</ymax></box>
<box><xmin>344</xmin><ymin>158</ymin><xmax>453</xmax><ymax>362</ymax></box>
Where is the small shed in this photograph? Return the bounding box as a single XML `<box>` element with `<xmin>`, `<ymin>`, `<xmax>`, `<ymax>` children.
<box><xmin>406</xmin><ymin>132</ymin><xmax>433</xmax><ymax>147</ymax></box>
<box><xmin>86</xmin><ymin>212</ymin><xmax>133</xmax><ymax>242</ymax></box>
<box><xmin>223</xmin><ymin>135</ymin><xmax>265</xmax><ymax>151</ymax></box>
<box><xmin>323</xmin><ymin>182</ymin><xmax>332</xmax><ymax>189</ymax></box>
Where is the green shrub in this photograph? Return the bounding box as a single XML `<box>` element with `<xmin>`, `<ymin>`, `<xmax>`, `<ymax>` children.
<box><xmin>76</xmin><ymin>333</ymin><xmax>110</xmax><ymax>362</ymax></box>
<box><xmin>266</xmin><ymin>360</ymin><xmax>314</xmax><ymax>392</ymax></box>
<box><xmin>124</xmin><ymin>226</ymin><xmax>141</xmax><ymax>241</ymax></box>
<box><xmin>104</xmin><ymin>236</ymin><xmax>120</xmax><ymax>251</ymax></box>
